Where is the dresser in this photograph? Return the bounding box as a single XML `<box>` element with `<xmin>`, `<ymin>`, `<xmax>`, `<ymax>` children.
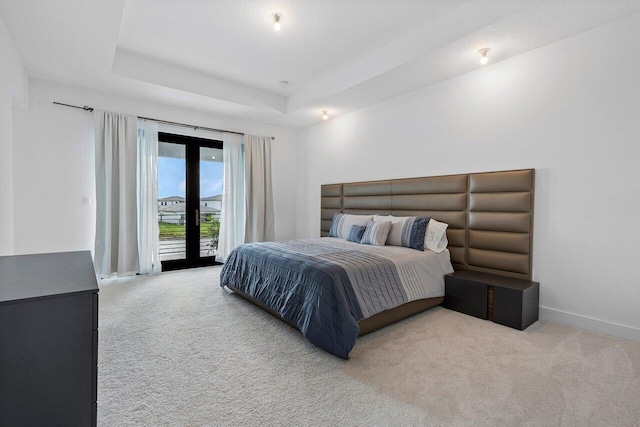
<box><xmin>0</xmin><ymin>251</ymin><xmax>98</xmax><ymax>427</ymax></box>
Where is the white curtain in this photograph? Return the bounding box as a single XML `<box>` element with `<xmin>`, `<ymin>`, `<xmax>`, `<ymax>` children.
<box><xmin>244</xmin><ymin>134</ymin><xmax>275</xmax><ymax>243</ymax></box>
<box><xmin>137</xmin><ymin>119</ymin><xmax>161</xmax><ymax>274</ymax></box>
<box><xmin>217</xmin><ymin>132</ymin><xmax>245</xmax><ymax>262</ymax></box>
<box><xmin>94</xmin><ymin>110</ymin><xmax>139</xmax><ymax>277</ymax></box>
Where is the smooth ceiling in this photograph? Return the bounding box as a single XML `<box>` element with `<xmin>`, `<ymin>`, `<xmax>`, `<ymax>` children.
<box><xmin>1</xmin><ymin>0</ymin><xmax>639</xmax><ymax>128</ymax></box>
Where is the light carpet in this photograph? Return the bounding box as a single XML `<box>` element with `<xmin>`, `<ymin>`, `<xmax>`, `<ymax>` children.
<box><xmin>98</xmin><ymin>266</ymin><xmax>640</xmax><ymax>426</ymax></box>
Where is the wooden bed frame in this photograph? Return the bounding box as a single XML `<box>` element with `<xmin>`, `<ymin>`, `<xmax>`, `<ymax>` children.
<box><xmin>231</xmin><ymin>169</ymin><xmax>535</xmax><ymax>337</ymax></box>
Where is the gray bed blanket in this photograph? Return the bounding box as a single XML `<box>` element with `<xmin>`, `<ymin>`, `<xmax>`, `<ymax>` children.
<box><xmin>220</xmin><ymin>238</ymin><xmax>451</xmax><ymax>359</ymax></box>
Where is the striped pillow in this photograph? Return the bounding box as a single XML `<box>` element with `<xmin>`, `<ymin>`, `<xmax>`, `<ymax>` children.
<box><xmin>329</xmin><ymin>213</ymin><xmax>373</xmax><ymax>239</ymax></box>
<box><xmin>361</xmin><ymin>220</ymin><xmax>392</xmax><ymax>246</ymax></box>
<box><xmin>347</xmin><ymin>225</ymin><xmax>366</xmax><ymax>243</ymax></box>
<box><xmin>373</xmin><ymin>215</ymin><xmax>430</xmax><ymax>250</ymax></box>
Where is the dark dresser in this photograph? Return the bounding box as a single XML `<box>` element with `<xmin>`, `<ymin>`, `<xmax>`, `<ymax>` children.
<box><xmin>444</xmin><ymin>270</ymin><xmax>539</xmax><ymax>330</ymax></box>
<box><xmin>0</xmin><ymin>251</ymin><xmax>98</xmax><ymax>427</ymax></box>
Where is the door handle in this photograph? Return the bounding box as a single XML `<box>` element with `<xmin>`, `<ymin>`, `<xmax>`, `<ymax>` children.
<box><xmin>195</xmin><ymin>209</ymin><xmax>200</xmax><ymax>226</ymax></box>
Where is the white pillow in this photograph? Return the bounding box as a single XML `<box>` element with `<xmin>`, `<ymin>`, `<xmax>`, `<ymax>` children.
<box><xmin>424</xmin><ymin>219</ymin><xmax>448</xmax><ymax>253</ymax></box>
<box><xmin>373</xmin><ymin>215</ymin><xmax>404</xmax><ymax>246</ymax></box>
<box><xmin>361</xmin><ymin>220</ymin><xmax>392</xmax><ymax>246</ymax></box>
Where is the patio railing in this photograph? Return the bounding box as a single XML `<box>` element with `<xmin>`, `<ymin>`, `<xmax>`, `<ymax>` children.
<box><xmin>158</xmin><ymin>216</ymin><xmax>219</xmax><ymax>261</ymax></box>
<box><xmin>159</xmin><ymin>239</ymin><xmax>218</xmax><ymax>261</ymax></box>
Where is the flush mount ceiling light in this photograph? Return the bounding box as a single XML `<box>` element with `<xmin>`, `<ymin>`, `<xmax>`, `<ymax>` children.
<box><xmin>322</xmin><ymin>110</ymin><xmax>329</xmax><ymax>120</ymax></box>
<box><xmin>478</xmin><ymin>48</ymin><xmax>491</xmax><ymax>65</ymax></box>
<box><xmin>272</xmin><ymin>13</ymin><xmax>283</xmax><ymax>31</ymax></box>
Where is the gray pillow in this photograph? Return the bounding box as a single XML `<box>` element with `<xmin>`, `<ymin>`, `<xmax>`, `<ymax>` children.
<box><xmin>347</xmin><ymin>225</ymin><xmax>366</xmax><ymax>243</ymax></box>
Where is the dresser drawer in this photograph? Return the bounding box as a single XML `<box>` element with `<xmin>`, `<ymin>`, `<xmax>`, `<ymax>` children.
<box><xmin>93</xmin><ymin>329</ymin><xmax>99</xmax><ymax>365</ymax></box>
<box><xmin>92</xmin><ymin>292</ymin><xmax>99</xmax><ymax>330</ymax></box>
<box><xmin>92</xmin><ymin>365</ymin><xmax>98</xmax><ymax>403</ymax></box>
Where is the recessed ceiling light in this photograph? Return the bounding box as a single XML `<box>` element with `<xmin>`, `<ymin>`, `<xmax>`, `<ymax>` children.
<box><xmin>211</xmin><ymin>156</ymin><xmax>216</xmax><ymax>160</ymax></box>
<box><xmin>478</xmin><ymin>48</ymin><xmax>491</xmax><ymax>65</ymax></box>
<box><xmin>322</xmin><ymin>110</ymin><xmax>329</xmax><ymax>120</ymax></box>
<box><xmin>272</xmin><ymin>13</ymin><xmax>282</xmax><ymax>31</ymax></box>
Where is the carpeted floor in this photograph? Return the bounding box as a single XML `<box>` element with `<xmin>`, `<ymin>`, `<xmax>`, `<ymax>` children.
<box><xmin>98</xmin><ymin>266</ymin><xmax>640</xmax><ymax>426</ymax></box>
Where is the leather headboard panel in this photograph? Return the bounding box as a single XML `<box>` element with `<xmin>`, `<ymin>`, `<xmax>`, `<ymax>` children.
<box><xmin>467</xmin><ymin>169</ymin><xmax>534</xmax><ymax>280</ymax></box>
<box><xmin>321</xmin><ymin>184</ymin><xmax>343</xmax><ymax>238</ymax></box>
<box><xmin>320</xmin><ymin>169</ymin><xmax>535</xmax><ymax>280</ymax></box>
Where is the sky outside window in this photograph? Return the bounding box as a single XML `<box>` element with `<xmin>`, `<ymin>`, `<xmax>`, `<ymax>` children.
<box><xmin>158</xmin><ymin>157</ymin><xmax>223</xmax><ymax>198</ymax></box>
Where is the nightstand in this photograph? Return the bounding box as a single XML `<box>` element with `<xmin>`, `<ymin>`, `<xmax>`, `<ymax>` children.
<box><xmin>444</xmin><ymin>270</ymin><xmax>539</xmax><ymax>330</ymax></box>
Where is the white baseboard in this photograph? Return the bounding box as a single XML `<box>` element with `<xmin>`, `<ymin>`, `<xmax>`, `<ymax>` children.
<box><xmin>540</xmin><ymin>306</ymin><xmax>640</xmax><ymax>343</ymax></box>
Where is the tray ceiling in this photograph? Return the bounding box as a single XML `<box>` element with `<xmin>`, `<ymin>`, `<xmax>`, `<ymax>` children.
<box><xmin>1</xmin><ymin>0</ymin><xmax>639</xmax><ymax>128</ymax></box>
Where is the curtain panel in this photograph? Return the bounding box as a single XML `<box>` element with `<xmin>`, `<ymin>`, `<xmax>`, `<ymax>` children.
<box><xmin>137</xmin><ymin>119</ymin><xmax>161</xmax><ymax>274</ymax></box>
<box><xmin>94</xmin><ymin>110</ymin><xmax>139</xmax><ymax>277</ymax></box>
<box><xmin>217</xmin><ymin>132</ymin><xmax>245</xmax><ymax>262</ymax></box>
<box><xmin>244</xmin><ymin>134</ymin><xmax>275</xmax><ymax>243</ymax></box>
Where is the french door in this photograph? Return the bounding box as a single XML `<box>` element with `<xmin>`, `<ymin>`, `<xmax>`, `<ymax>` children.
<box><xmin>157</xmin><ymin>132</ymin><xmax>223</xmax><ymax>271</ymax></box>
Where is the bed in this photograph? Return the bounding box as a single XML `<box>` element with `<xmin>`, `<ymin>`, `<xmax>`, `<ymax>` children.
<box><xmin>221</xmin><ymin>238</ymin><xmax>453</xmax><ymax>358</ymax></box>
<box><xmin>220</xmin><ymin>169</ymin><xmax>535</xmax><ymax>359</ymax></box>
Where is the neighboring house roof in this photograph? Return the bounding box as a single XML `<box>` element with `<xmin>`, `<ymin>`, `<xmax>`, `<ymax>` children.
<box><xmin>200</xmin><ymin>205</ymin><xmax>220</xmax><ymax>214</ymax></box>
<box><xmin>201</xmin><ymin>194</ymin><xmax>222</xmax><ymax>201</ymax></box>
<box><xmin>159</xmin><ymin>204</ymin><xmax>220</xmax><ymax>214</ymax></box>
<box><xmin>159</xmin><ymin>196</ymin><xmax>186</xmax><ymax>201</ymax></box>
<box><xmin>158</xmin><ymin>205</ymin><xmax>187</xmax><ymax>213</ymax></box>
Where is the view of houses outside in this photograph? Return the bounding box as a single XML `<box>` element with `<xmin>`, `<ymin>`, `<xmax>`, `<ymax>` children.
<box><xmin>158</xmin><ymin>147</ymin><xmax>223</xmax><ymax>261</ymax></box>
<box><xmin>158</xmin><ymin>194</ymin><xmax>221</xmax><ymax>260</ymax></box>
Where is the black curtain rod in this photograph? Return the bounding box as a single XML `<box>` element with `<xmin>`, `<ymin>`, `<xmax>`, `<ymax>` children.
<box><xmin>52</xmin><ymin>102</ymin><xmax>275</xmax><ymax>140</ymax></box>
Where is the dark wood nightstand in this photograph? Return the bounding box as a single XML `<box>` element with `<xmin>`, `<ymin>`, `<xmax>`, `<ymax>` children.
<box><xmin>444</xmin><ymin>270</ymin><xmax>539</xmax><ymax>330</ymax></box>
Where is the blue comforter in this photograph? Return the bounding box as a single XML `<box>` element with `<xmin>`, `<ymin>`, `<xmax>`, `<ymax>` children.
<box><xmin>220</xmin><ymin>238</ymin><xmax>448</xmax><ymax>359</ymax></box>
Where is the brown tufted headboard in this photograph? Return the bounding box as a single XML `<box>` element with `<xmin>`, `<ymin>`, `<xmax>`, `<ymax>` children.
<box><xmin>320</xmin><ymin>169</ymin><xmax>535</xmax><ymax>280</ymax></box>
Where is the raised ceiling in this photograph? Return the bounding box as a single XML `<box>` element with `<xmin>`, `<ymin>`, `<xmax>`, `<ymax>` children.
<box><xmin>1</xmin><ymin>0</ymin><xmax>639</xmax><ymax>128</ymax></box>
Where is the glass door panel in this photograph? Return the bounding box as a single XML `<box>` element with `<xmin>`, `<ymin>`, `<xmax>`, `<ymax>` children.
<box><xmin>157</xmin><ymin>141</ymin><xmax>187</xmax><ymax>262</ymax></box>
<box><xmin>199</xmin><ymin>146</ymin><xmax>224</xmax><ymax>258</ymax></box>
<box><xmin>157</xmin><ymin>132</ymin><xmax>223</xmax><ymax>271</ymax></box>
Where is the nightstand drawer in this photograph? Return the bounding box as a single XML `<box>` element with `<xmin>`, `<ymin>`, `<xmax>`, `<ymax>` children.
<box><xmin>444</xmin><ymin>295</ymin><xmax>487</xmax><ymax>319</ymax></box>
<box><xmin>493</xmin><ymin>307</ymin><xmax>524</xmax><ymax>330</ymax></box>
<box><xmin>445</xmin><ymin>277</ymin><xmax>487</xmax><ymax>300</ymax></box>
<box><xmin>493</xmin><ymin>286</ymin><xmax>523</xmax><ymax>311</ymax></box>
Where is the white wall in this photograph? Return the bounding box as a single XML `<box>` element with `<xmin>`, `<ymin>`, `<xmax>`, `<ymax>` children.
<box><xmin>297</xmin><ymin>14</ymin><xmax>640</xmax><ymax>340</ymax></box>
<box><xmin>12</xmin><ymin>77</ymin><xmax>298</xmax><ymax>255</ymax></box>
<box><xmin>0</xmin><ymin>14</ymin><xmax>27</xmax><ymax>255</ymax></box>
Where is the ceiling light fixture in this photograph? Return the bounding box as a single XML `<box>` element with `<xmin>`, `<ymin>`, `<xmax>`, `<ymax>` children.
<box><xmin>478</xmin><ymin>48</ymin><xmax>491</xmax><ymax>65</ymax></box>
<box><xmin>322</xmin><ymin>110</ymin><xmax>329</xmax><ymax>120</ymax></box>
<box><xmin>272</xmin><ymin>13</ymin><xmax>282</xmax><ymax>31</ymax></box>
<box><xmin>212</xmin><ymin>156</ymin><xmax>216</xmax><ymax>160</ymax></box>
